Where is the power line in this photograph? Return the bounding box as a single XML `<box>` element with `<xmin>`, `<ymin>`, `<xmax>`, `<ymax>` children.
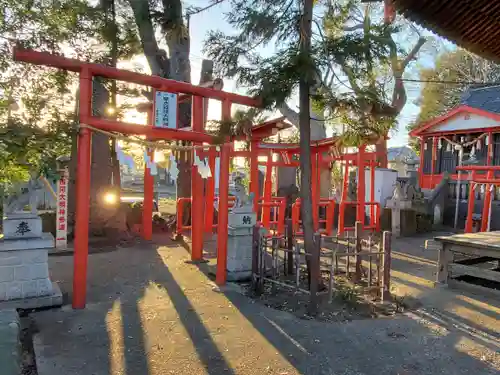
<box><xmin>401</xmin><ymin>78</ymin><xmax>500</xmax><ymax>86</ymax></box>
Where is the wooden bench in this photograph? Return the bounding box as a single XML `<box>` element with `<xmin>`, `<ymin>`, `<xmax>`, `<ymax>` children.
<box><xmin>434</xmin><ymin>232</ymin><xmax>500</xmax><ymax>296</ymax></box>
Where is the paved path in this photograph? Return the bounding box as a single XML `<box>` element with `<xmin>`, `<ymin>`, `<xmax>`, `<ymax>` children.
<box><xmin>390</xmin><ymin>233</ymin><xmax>500</xmax><ymax>339</ymax></box>
<box><xmin>33</xmin><ymin>236</ymin><xmax>499</xmax><ymax>375</ymax></box>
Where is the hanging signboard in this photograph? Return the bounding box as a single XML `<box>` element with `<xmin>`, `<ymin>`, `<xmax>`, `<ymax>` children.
<box><xmin>154</xmin><ymin>91</ymin><xmax>177</xmax><ymax>129</ymax></box>
<box><xmin>55</xmin><ymin>167</ymin><xmax>69</xmax><ymax>249</ymax></box>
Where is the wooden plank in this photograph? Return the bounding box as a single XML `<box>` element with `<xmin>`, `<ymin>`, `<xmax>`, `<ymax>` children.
<box><xmin>435</xmin><ymin>231</ymin><xmax>500</xmax><ymax>252</ymax></box>
<box><xmin>354</xmin><ymin>221</ymin><xmax>363</xmax><ymax>282</ymax></box>
<box><xmin>437</xmin><ymin>243</ymin><xmax>452</xmax><ymax>284</ymax></box>
<box><xmin>455</xmin><ymin>256</ymin><xmax>496</xmax><ymax>265</ymax></box>
<box><xmin>381</xmin><ymin>231</ymin><xmax>392</xmax><ymax>301</ymax></box>
<box><xmin>320</xmin><ymin>250</ymin><xmax>385</xmax><ymax>257</ymax></box>
<box><xmin>450</xmin><ymin>263</ymin><xmax>500</xmax><ymax>283</ymax></box>
<box><xmin>448</xmin><ymin>244</ymin><xmax>500</xmax><ymax>259</ymax></box>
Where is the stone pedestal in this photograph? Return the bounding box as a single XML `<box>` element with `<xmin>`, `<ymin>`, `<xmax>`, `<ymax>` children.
<box><xmin>400</xmin><ymin>209</ymin><xmax>417</xmax><ymax>236</ymax></box>
<box><xmin>226</xmin><ymin>210</ymin><xmax>257</xmax><ymax>281</ymax></box>
<box><xmin>2</xmin><ymin>213</ymin><xmax>42</xmax><ymax>240</ymax></box>
<box><xmin>385</xmin><ymin>199</ymin><xmax>412</xmax><ymax>237</ymax></box>
<box><xmin>0</xmin><ymin>216</ymin><xmax>62</xmax><ymax>309</ymax></box>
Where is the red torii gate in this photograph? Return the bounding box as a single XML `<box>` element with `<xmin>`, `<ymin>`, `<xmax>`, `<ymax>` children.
<box><xmin>13</xmin><ymin>47</ymin><xmax>387</xmax><ymax>309</ymax></box>
<box><xmin>456</xmin><ymin>165</ymin><xmax>500</xmax><ymax>233</ymax></box>
<box><xmin>13</xmin><ymin>47</ymin><xmax>261</xmax><ymax>309</ymax></box>
<box><xmin>228</xmin><ymin>137</ymin><xmax>383</xmax><ymax>233</ymax></box>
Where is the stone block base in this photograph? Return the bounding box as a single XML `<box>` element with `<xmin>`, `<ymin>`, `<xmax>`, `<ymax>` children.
<box><xmin>2</xmin><ymin>214</ymin><xmax>42</xmax><ymax>239</ymax></box>
<box><xmin>0</xmin><ymin>238</ymin><xmax>54</xmax><ymax>301</ymax></box>
<box><xmin>227</xmin><ymin>226</ymin><xmax>253</xmax><ymax>276</ymax></box>
<box><xmin>0</xmin><ymin>282</ymin><xmax>62</xmax><ymax>310</ymax></box>
<box><xmin>0</xmin><ymin>233</ymin><xmax>54</xmax><ymax>252</ymax></box>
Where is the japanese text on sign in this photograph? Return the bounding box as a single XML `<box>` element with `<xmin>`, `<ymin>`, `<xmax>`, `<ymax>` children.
<box><xmin>56</xmin><ymin>168</ymin><xmax>69</xmax><ymax>249</ymax></box>
<box><xmin>154</xmin><ymin>91</ymin><xmax>177</xmax><ymax>129</ymax></box>
<box><xmin>242</xmin><ymin>215</ymin><xmax>252</xmax><ymax>225</ymax></box>
<box><xmin>16</xmin><ymin>221</ymin><xmax>31</xmax><ymax>236</ymax></box>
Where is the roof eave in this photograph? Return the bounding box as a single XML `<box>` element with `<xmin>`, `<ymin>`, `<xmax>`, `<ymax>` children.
<box><xmin>410</xmin><ymin>105</ymin><xmax>500</xmax><ymax>137</ymax></box>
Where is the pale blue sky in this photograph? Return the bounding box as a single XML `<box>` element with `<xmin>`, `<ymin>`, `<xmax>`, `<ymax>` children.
<box><xmin>184</xmin><ymin>0</ymin><xmax>441</xmax><ymax>147</ymax></box>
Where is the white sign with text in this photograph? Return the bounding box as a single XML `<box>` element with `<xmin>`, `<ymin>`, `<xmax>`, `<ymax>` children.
<box><xmin>154</xmin><ymin>91</ymin><xmax>177</xmax><ymax>129</ymax></box>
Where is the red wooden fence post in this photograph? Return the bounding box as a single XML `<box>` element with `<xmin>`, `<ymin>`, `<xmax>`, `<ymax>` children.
<box><xmin>465</xmin><ymin>171</ymin><xmax>477</xmax><ymax>233</ymax></box>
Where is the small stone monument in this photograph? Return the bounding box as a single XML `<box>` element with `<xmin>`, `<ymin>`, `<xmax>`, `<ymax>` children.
<box><xmin>226</xmin><ymin>178</ymin><xmax>257</xmax><ymax>281</ymax></box>
<box><xmin>385</xmin><ymin>182</ymin><xmax>413</xmax><ymax>237</ymax></box>
<box><xmin>0</xmin><ymin>173</ymin><xmax>62</xmax><ymax>308</ymax></box>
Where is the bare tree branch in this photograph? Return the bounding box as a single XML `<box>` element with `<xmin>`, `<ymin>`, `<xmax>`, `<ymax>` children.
<box><xmin>391</xmin><ymin>36</ymin><xmax>426</xmax><ymax>111</ymax></box>
<box><xmin>127</xmin><ymin>0</ymin><xmax>167</xmax><ymax>77</ymax></box>
<box><xmin>278</xmin><ymin>102</ymin><xmax>325</xmax><ymax>133</ymax></box>
<box><xmin>343</xmin><ymin>23</ymin><xmax>364</xmax><ymax>32</ymax></box>
<box><xmin>401</xmin><ymin>36</ymin><xmax>426</xmax><ymax>70</ymax></box>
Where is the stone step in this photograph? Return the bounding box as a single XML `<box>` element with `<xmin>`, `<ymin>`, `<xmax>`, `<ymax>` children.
<box><xmin>0</xmin><ymin>233</ymin><xmax>54</xmax><ymax>252</ymax></box>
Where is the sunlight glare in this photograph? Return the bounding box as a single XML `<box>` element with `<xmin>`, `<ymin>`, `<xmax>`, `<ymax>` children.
<box><xmin>106</xmin><ymin>300</ymin><xmax>125</xmax><ymax>374</ymax></box>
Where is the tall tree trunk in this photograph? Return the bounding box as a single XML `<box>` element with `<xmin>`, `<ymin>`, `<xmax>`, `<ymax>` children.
<box><xmin>108</xmin><ymin>0</ymin><xmax>121</xmax><ymax>187</ymax></box>
<box><xmin>375</xmin><ymin>138</ymin><xmax>388</xmax><ymax>168</ymax></box>
<box><xmin>166</xmin><ymin>26</ymin><xmax>192</xmax><ymax>202</ymax></box>
<box><xmin>128</xmin><ymin>0</ymin><xmax>193</xmax><ymax>208</ymax></box>
<box><xmin>299</xmin><ymin>0</ymin><xmax>316</xmax><ymax>289</ymax></box>
<box><xmin>88</xmin><ymin>79</ymin><xmax>127</xmax><ymax>236</ymax></box>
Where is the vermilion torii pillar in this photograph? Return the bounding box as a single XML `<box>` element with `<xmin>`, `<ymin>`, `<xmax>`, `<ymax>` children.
<box><xmin>457</xmin><ymin>165</ymin><xmax>500</xmax><ymax>233</ymax></box>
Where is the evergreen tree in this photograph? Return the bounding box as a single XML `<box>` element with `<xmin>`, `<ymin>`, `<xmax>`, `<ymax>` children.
<box><xmin>204</xmin><ymin>0</ymin><xmax>324</xmax><ymax>287</ymax></box>
<box><xmin>0</xmin><ymin>0</ymin><xmax>100</xmax><ymax>186</ymax></box>
<box><xmin>408</xmin><ymin>49</ymin><xmax>500</xmax><ymax>152</ymax></box>
<box><xmin>204</xmin><ymin>0</ymin><xmax>420</xmax><ymax>286</ymax></box>
<box><xmin>317</xmin><ymin>0</ymin><xmax>426</xmax><ymax>165</ymax></box>
<box><xmin>126</xmin><ymin>0</ymin><xmax>218</xmax><ymax>224</ymax></box>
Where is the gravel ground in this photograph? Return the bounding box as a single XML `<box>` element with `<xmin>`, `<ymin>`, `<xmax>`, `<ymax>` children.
<box><xmin>28</xmin><ymin>235</ymin><xmax>499</xmax><ymax>375</ymax></box>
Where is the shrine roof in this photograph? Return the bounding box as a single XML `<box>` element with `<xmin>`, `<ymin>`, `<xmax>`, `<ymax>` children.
<box><xmin>392</xmin><ymin>0</ymin><xmax>500</xmax><ymax>62</ymax></box>
<box><xmin>387</xmin><ymin>146</ymin><xmax>418</xmax><ymax>163</ymax></box>
<box><xmin>249</xmin><ymin>116</ymin><xmax>292</xmax><ymax>139</ymax></box>
<box><xmin>461</xmin><ymin>86</ymin><xmax>500</xmax><ymax>114</ymax></box>
<box><xmin>409</xmin><ymin>105</ymin><xmax>500</xmax><ymax>137</ymax></box>
<box><xmin>258</xmin><ymin>136</ymin><xmax>340</xmax><ymax>152</ymax></box>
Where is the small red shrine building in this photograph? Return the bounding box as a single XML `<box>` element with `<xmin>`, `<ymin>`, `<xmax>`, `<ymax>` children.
<box><xmin>410</xmin><ymin>86</ymin><xmax>500</xmax><ymax>189</ymax></box>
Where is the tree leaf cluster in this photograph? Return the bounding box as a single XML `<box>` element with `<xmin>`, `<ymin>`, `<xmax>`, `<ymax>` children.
<box><xmin>407</xmin><ymin>49</ymin><xmax>500</xmax><ymax>151</ymax></box>
<box><xmin>204</xmin><ymin>0</ymin><xmax>425</xmax><ymax>146</ymax></box>
<box><xmin>0</xmin><ymin>0</ymin><xmax>147</xmax><ymax>187</ymax></box>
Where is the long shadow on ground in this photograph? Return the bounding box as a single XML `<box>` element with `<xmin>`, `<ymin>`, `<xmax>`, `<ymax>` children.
<box><xmin>35</xmin><ymin>240</ymin><xmax>236</xmax><ymax>375</ymax></box>
<box><xmin>185</xmin><ymin>235</ymin><xmax>500</xmax><ymax>374</ymax></box>
<box><xmin>34</xmin><ymin>236</ymin><xmax>499</xmax><ymax>375</ymax></box>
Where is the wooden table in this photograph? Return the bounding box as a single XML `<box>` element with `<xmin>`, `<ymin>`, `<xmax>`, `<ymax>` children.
<box><xmin>434</xmin><ymin>232</ymin><xmax>500</xmax><ymax>292</ymax></box>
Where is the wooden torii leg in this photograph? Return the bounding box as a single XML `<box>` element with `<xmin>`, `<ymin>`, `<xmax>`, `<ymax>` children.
<box><xmin>465</xmin><ymin>172</ymin><xmax>477</xmax><ymax>233</ymax></box>
<box><xmin>481</xmin><ymin>170</ymin><xmax>494</xmax><ymax>232</ymax></box>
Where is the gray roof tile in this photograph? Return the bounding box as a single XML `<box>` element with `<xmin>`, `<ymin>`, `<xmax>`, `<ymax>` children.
<box><xmin>460</xmin><ymin>86</ymin><xmax>500</xmax><ymax>114</ymax></box>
